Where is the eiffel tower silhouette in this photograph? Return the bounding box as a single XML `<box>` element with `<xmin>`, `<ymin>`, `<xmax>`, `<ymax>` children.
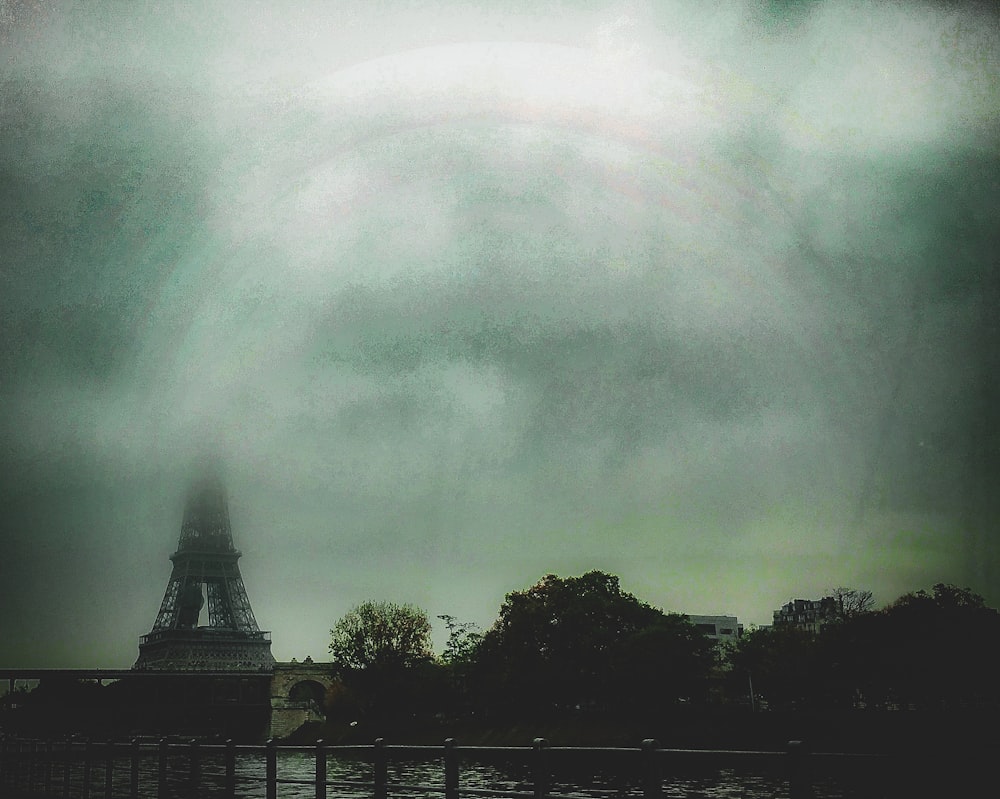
<box><xmin>134</xmin><ymin>469</ymin><xmax>275</xmax><ymax>671</ymax></box>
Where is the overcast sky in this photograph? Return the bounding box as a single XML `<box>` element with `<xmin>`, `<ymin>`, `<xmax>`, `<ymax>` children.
<box><xmin>2</xmin><ymin>1</ymin><xmax>998</xmax><ymax>668</ymax></box>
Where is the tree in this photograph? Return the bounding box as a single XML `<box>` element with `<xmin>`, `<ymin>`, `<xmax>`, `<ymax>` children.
<box><xmin>785</xmin><ymin>583</ymin><xmax>1000</xmax><ymax>711</ymax></box>
<box><xmin>869</xmin><ymin>583</ymin><xmax>1000</xmax><ymax>708</ymax></box>
<box><xmin>830</xmin><ymin>587</ymin><xmax>875</xmax><ymax>618</ymax></box>
<box><xmin>436</xmin><ymin>615</ymin><xmax>484</xmax><ymax>717</ymax></box>
<box><xmin>329</xmin><ymin>601</ymin><xmax>433</xmax><ymax>672</ymax></box>
<box><xmin>328</xmin><ymin>601</ymin><xmax>438</xmax><ymax>722</ymax></box>
<box><xmin>437</xmin><ymin>615</ymin><xmax>483</xmax><ymax>665</ymax></box>
<box><xmin>726</xmin><ymin>625</ymin><xmax>819</xmax><ymax>710</ymax></box>
<box><xmin>472</xmin><ymin>571</ymin><xmax>714</xmax><ymax>718</ymax></box>
<box><xmin>613</xmin><ymin>613</ymin><xmax>716</xmax><ymax>716</ymax></box>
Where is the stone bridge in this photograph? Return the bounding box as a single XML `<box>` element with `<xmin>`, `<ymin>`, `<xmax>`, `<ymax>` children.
<box><xmin>269</xmin><ymin>658</ymin><xmax>338</xmax><ymax>739</ymax></box>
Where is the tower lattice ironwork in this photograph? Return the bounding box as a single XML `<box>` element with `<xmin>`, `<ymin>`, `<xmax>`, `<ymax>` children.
<box><xmin>133</xmin><ymin>472</ymin><xmax>275</xmax><ymax>671</ymax></box>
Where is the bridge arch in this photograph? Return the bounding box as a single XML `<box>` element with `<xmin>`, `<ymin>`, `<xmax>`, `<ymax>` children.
<box><xmin>288</xmin><ymin>678</ymin><xmax>327</xmax><ymax>705</ymax></box>
<box><xmin>271</xmin><ymin>661</ymin><xmax>338</xmax><ymax>699</ymax></box>
<box><xmin>269</xmin><ymin>660</ymin><xmax>339</xmax><ymax>739</ymax></box>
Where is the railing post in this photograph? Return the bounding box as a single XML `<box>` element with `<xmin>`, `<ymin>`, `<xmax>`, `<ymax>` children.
<box><xmin>189</xmin><ymin>738</ymin><xmax>200</xmax><ymax>795</ymax></box>
<box><xmin>157</xmin><ymin>738</ymin><xmax>167</xmax><ymax>799</ymax></box>
<box><xmin>27</xmin><ymin>738</ymin><xmax>38</xmax><ymax>795</ymax></box>
<box><xmin>315</xmin><ymin>739</ymin><xmax>327</xmax><ymax>799</ymax></box>
<box><xmin>82</xmin><ymin>738</ymin><xmax>93</xmax><ymax>799</ymax></box>
<box><xmin>23</xmin><ymin>738</ymin><xmax>31</xmax><ymax>794</ymax></box>
<box><xmin>225</xmin><ymin>738</ymin><xmax>236</xmax><ymax>799</ymax></box>
<box><xmin>3</xmin><ymin>736</ymin><xmax>10</xmax><ymax>788</ymax></box>
<box><xmin>444</xmin><ymin>738</ymin><xmax>459</xmax><ymax>799</ymax></box>
<box><xmin>45</xmin><ymin>738</ymin><xmax>54</xmax><ymax>796</ymax></box>
<box><xmin>787</xmin><ymin>740</ymin><xmax>812</xmax><ymax>799</ymax></box>
<box><xmin>130</xmin><ymin>738</ymin><xmax>140</xmax><ymax>799</ymax></box>
<box><xmin>641</xmin><ymin>739</ymin><xmax>661</xmax><ymax>799</ymax></box>
<box><xmin>104</xmin><ymin>739</ymin><xmax>114</xmax><ymax>799</ymax></box>
<box><xmin>266</xmin><ymin>738</ymin><xmax>277</xmax><ymax>799</ymax></box>
<box><xmin>10</xmin><ymin>737</ymin><xmax>16</xmax><ymax>792</ymax></box>
<box><xmin>373</xmin><ymin>738</ymin><xmax>388</xmax><ymax>799</ymax></box>
<box><xmin>12</xmin><ymin>738</ymin><xmax>21</xmax><ymax>792</ymax></box>
<box><xmin>5</xmin><ymin>737</ymin><xmax>14</xmax><ymax>791</ymax></box>
<box><xmin>63</xmin><ymin>738</ymin><xmax>72</xmax><ymax>799</ymax></box>
<box><xmin>532</xmin><ymin>738</ymin><xmax>549</xmax><ymax>799</ymax></box>
<box><xmin>3</xmin><ymin>737</ymin><xmax>10</xmax><ymax>791</ymax></box>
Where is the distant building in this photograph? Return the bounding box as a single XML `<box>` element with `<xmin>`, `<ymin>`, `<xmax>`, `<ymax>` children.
<box><xmin>687</xmin><ymin>615</ymin><xmax>743</xmax><ymax>644</ymax></box>
<box><xmin>772</xmin><ymin>597</ymin><xmax>839</xmax><ymax>634</ymax></box>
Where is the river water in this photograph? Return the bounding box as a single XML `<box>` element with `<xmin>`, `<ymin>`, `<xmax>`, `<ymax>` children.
<box><xmin>5</xmin><ymin>746</ymin><xmax>904</xmax><ymax>799</ymax></box>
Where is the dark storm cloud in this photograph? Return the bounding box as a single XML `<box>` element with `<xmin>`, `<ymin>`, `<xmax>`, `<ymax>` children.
<box><xmin>1</xmin><ymin>1</ymin><xmax>998</xmax><ymax>666</ymax></box>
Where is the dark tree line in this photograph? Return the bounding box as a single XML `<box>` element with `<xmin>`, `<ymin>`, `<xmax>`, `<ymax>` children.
<box><xmin>327</xmin><ymin>572</ymin><xmax>715</xmax><ymax>727</ymax></box>
<box><xmin>325</xmin><ymin>576</ymin><xmax>1000</xmax><ymax>733</ymax></box>
<box><xmin>727</xmin><ymin>583</ymin><xmax>1000</xmax><ymax>712</ymax></box>
<box><xmin>6</xmin><ymin>575</ymin><xmax>997</xmax><ymax>744</ymax></box>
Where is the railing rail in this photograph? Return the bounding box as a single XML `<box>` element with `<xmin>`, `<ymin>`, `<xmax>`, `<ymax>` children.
<box><xmin>0</xmin><ymin>733</ymin><xmax>883</xmax><ymax>799</ymax></box>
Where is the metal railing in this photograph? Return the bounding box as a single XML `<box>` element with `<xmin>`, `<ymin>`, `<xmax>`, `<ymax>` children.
<box><xmin>0</xmin><ymin>734</ymin><xmax>878</xmax><ymax>799</ymax></box>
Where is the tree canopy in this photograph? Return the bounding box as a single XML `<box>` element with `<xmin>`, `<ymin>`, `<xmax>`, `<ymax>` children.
<box><xmin>329</xmin><ymin>600</ymin><xmax>433</xmax><ymax>673</ymax></box>
<box><xmin>472</xmin><ymin>571</ymin><xmax>714</xmax><ymax>717</ymax></box>
<box><xmin>327</xmin><ymin>600</ymin><xmax>439</xmax><ymax>723</ymax></box>
<box><xmin>830</xmin><ymin>586</ymin><xmax>876</xmax><ymax>618</ymax></box>
<box><xmin>319</xmin><ymin>579</ymin><xmax>1000</xmax><ymax>733</ymax></box>
<box><xmin>438</xmin><ymin>614</ymin><xmax>483</xmax><ymax>665</ymax></box>
<box><xmin>727</xmin><ymin>583</ymin><xmax>1000</xmax><ymax>711</ymax></box>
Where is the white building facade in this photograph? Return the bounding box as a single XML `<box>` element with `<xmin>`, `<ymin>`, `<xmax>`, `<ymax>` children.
<box><xmin>687</xmin><ymin>614</ymin><xmax>743</xmax><ymax>644</ymax></box>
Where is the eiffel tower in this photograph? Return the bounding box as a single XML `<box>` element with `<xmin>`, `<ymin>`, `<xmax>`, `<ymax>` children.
<box><xmin>134</xmin><ymin>471</ymin><xmax>275</xmax><ymax>671</ymax></box>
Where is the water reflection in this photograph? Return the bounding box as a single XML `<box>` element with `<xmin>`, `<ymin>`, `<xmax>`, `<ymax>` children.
<box><xmin>234</xmin><ymin>752</ymin><xmax>864</xmax><ymax>799</ymax></box>
<box><xmin>5</xmin><ymin>747</ymin><xmax>896</xmax><ymax>799</ymax></box>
